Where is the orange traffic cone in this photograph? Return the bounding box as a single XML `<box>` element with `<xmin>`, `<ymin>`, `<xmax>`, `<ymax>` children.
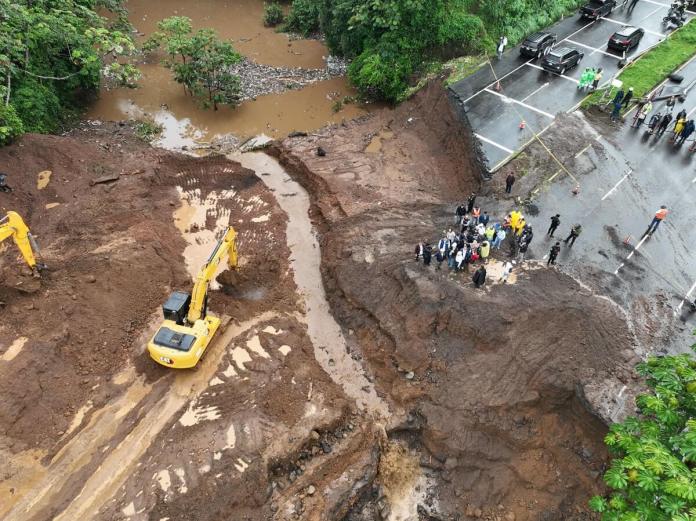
<box><xmin>519</xmin><ymin>120</ymin><xmax>526</xmax><ymax>130</ymax></box>
<box><xmin>623</xmin><ymin>235</ymin><xmax>632</xmax><ymax>245</ymax></box>
<box><xmin>571</xmin><ymin>184</ymin><xmax>580</xmax><ymax>196</ymax></box>
<box><xmin>495</xmin><ymin>80</ymin><xmax>501</xmax><ymax>92</ymax></box>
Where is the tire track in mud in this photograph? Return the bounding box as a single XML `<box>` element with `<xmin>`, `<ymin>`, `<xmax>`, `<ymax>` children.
<box><xmin>3</xmin><ymin>312</ymin><xmax>278</xmax><ymax>521</ymax></box>
<box><xmin>230</xmin><ymin>151</ymin><xmax>389</xmax><ymax>419</ymax></box>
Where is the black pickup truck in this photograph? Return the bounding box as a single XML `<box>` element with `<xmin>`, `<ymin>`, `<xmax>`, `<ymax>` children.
<box><xmin>580</xmin><ymin>0</ymin><xmax>616</xmax><ymax>19</ymax></box>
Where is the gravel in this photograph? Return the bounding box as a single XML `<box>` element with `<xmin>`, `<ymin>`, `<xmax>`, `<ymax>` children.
<box><xmin>233</xmin><ymin>55</ymin><xmax>350</xmax><ymax>101</ymax></box>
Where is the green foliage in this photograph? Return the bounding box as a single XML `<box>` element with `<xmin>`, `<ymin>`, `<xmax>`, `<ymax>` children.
<box><xmin>134</xmin><ymin>118</ymin><xmax>164</xmax><ymax>142</ymax></box>
<box><xmin>284</xmin><ymin>0</ymin><xmax>321</xmax><ymax>36</ymax></box>
<box><xmin>0</xmin><ymin>103</ymin><xmax>23</xmax><ymax>145</ymax></box>
<box><xmin>301</xmin><ymin>0</ymin><xmax>587</xmax><ymax>101</ymax></box>
<box><xmin>348</xmin><ymin>39</ymin><xmax>417</xmax><ymax>102</ymax></box>
<box><xmin>263</xmin><ymin>2</ymin><xmax>285</xmax><ymax>27</ymax></box>
<box><xmin>144</xmin><ymin>17</ymin><xmax>243</xmax><ymax>110</ymax></box>
<box><xmin>11</xmin><ymin>79</ymin><xmax>62</xmax><ymax>133</ymax></box>
<box><xmin>477</xmin><ymin>0</ymin><xmax>586</xmax><ymax>47</ymax></box>
<box><xmin>590</xmin><ymin>348</ymin><xmax>696</xmax><ymax>520</ymax></box>
<box><xmin>0</xmin><ymin>0</ymin><xmax>139</xmax><ymax>142</ymax></box>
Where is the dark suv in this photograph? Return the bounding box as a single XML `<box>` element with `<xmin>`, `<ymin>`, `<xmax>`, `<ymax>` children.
<box><xmin>519</xmin><ymin>32</ymin><xmax>558</xmax><ymax>59</ymax></box>
<box><xmin>541</xmin><ymin>47</ymin><xmax>584</xmax><ymax>75</ymax></box>
<box><xmin>580</xmin><ymin>0</ymin><xmax>616</xmax><ymax>19</ymax></box>
<box><xmin>608</xmin><ymin>26</ymin><xmax>645</xmax><ymax>51</ymax></box>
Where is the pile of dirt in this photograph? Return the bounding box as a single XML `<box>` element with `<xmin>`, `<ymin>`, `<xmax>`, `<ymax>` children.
<box><xmin>0</xmin><ymin>122</ymin><xmax>406</xmax><ymax>521</ymax></box>
<box><xmin>273</xmin><ymin>81</ymin><xmax>639</xmax><ymax>519</ymax></box>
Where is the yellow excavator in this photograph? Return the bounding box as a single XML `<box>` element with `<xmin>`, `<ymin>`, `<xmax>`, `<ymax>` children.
<box><xmin>148</xmin><ymin>226</ymin><xmax>238</xmax><ymax>368</ymax></box>
<box><xmin>0</xmin><ymin>211</ymin><xmax>45</xmax><ymax>276</ymax></box>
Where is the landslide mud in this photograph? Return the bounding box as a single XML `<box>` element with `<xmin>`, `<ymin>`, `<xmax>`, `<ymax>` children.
<box><xmin>273</xmin><ymin>82</ymin><xmax>639</xmax><ymax>519</ymax></box>
<box><xmin>0</xmin><ymin>123</ymin><xmax>379</xmax><ymax>521</ymax></box>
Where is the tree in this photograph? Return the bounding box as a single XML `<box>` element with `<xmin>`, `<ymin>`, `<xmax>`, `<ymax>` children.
<box><xmin>144</xmin><ymin>17</ymin><xmax>242</xmax><ymax>110</ymax></box>
<box><xmin>590</xmin><ymin>349</ymin><xmax>696</xmax><ymax>521</ymax></box>
<box><xmin>0</xmin><ymin>0</ymin><xmax>139</xmax><ymax>135</ymax></box>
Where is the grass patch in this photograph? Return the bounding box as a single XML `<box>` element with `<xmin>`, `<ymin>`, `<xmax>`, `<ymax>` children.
<box><xmin>583</xmin><ymin>19</ymin><xmax>696</xmax><ymax>107</ymax></box>
<box><xmin>443</xmin><ymin>55</ymin><xmax>487</xmax><ymax>86</ymax></box>
<box><xmin>134</xmin><ymin>119</ymin><xmax>164</xmax><ymax>143</ymax></box>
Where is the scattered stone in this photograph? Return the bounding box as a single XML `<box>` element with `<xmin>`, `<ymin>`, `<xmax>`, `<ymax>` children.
<box><xmin>310</xmin><ymin>430</ymin><xmax>320</xmax><ymax>440</ymax></box>
<box><xmin>85</xmin><ymin>275</ymin><xmax>96</xmax><ymax>283</ymax></box>
<box><xmin>405</xmin><ymin>371</ymin><xmax>415</xmax><ymax>380</ymax></box>
<box><xmin>316</xmin><ymin>146</ymin><xmax>326</xmax><ymax>157</ymax></box>
<box><xmin>320</xmin><ymin>440</ymin><xmax>332</xmax><ymax>454</ymax></box>
<box><xmin>306</xmin><ymin>485</ymin><xmax>316</xmax><ymax>496</ymax></box>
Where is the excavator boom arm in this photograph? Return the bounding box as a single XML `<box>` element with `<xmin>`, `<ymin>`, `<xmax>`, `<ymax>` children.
<box><xmin>187</xmin><ymin>227</ymin><xmax>237</xmax><ymax>323</ymax></box>
<box><xmin>0</xmin><ymin>211</ymin><xmax>38</xmax><ymax>269</ymax></box>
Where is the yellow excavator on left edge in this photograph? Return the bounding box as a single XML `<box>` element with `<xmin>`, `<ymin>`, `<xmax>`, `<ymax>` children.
<box><xmin>0</xmin><ymin>211</ymin><xmax>46</xmax><ymax>277</ymax></box>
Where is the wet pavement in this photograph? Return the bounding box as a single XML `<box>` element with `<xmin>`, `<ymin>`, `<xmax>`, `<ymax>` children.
<box><xmin>523</xmin><ymin>53</ymin><xmax>696</xmax><ymax>353</ymax></box>
<box><xmin>450</xmin><ymin>0</ymin><xmax>694</xmax><ymax>171</ymax></box>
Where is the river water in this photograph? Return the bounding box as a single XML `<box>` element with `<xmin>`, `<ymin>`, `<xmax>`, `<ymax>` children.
<box><xmin>88</xmin><ymin>0</ymin><xmax>370</xmax><ymax>146</ymax></box>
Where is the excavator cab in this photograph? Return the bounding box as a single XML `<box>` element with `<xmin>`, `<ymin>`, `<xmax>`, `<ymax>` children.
<box><xmin>147</xmin><ymin>227</ymin><xmax>237</xmax><ymax>368</ymax></box>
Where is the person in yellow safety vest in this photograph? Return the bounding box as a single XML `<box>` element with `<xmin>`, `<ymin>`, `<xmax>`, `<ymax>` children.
<box><xmin>510</xmin><ymin>210</ymin><xmax>521</xmax><ymax>230</ymax></box>
<box><xmin>645</xmin><ymin>205</ymin><xmax>668</xmax><ymax>236</ymax></box>
<box><xmin>515</xmin><ymin>218</ymin><xmax>526</xmax><ymax>236</ymax></box>
<box><xmin>480</xmin><ymin>240</ymin><xmax>490</xmax><ymax>261</ymax></box>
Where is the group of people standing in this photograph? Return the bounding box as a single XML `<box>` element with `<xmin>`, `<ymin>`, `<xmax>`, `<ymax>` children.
<box><xmin>414</xmin><ymin>193</ymin><xmax>579</xmax><ymax>288</ymax></box>
<box><xmin>612</xmin><ymin>88</ymin><xmax>696</xmax><ymax>149</ymax></box>
<box><xmin>578</xmin><ymin>67</ymin><xmax>603</xmax><ymax>91</ymax></box>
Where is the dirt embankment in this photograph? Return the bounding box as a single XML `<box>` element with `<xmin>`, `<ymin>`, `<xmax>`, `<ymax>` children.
<box><xmin>273</xmin><ymin>82</ymin><xmax>639</xmax><ymax>520</ymax></box>
<box><xmin>0</xmin><ymin>124</ymin><xmax>384</xmax><ymax>521</ymax></box>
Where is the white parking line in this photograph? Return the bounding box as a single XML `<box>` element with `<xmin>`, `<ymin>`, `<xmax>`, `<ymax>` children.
<box><xmin>601</xmin><ymin>169</ymin><xmax>633</xmax><ymax>200</ymax></box>
<box><xmin>525</xmin><ymin>62</ymin><xmax>581</xmax><ymax>83</ymax></box>
<box><xmin>521</xmin><ymin>82</ymin><xmax>550</xmax><ymax>102</ymax></box>
<box><xmin>687</xmin><ymin>105</ymin><xmax>696</xmax><ymax>116</ymax></box>
<box><xmin>461</xmin><ymin>60</ymin><xmax>533</xmax><ymax>104</ymax></box>
<box><xmin>574</xmin><ymin>143</ymin><xmax>593</xmax><ymax>158</ymax></box>
<box><xmin>602</xmin><ymin>16</ymin><xmax>667</xmax><ymax>37</ymax></box>
<box><xmin>675</xmin><ymin>280</ymin><xmax>696</xmax><ymax>315</ymax></box>
<box><xmin>565</xmin><ymin>38</ymin><xmax>622</xmax><ymax>59</ymax></box>
<box><xmin>474</xmin><ymin>133</ymin><xmax>514</xmax><ymax>153</ymax></box>
<box><xmin>484</xmin><ymin>88</ymin><xmax>555</xmax><ymax>118</ymax></box>
<box><xmin>614</xmin><ymin>233</ymin><xmax>649</xmax><ymax>274</ymax></box>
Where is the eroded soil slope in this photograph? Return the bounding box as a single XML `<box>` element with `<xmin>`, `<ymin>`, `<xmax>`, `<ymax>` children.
<box><xmin>0</xmin><ymin>125</ymin><xmax>377</xmax><ymax>521</ymax></box>
<box><xmin>274</xmin><ymin>82</ymin><xmax>639</xmax><ymax>520</ymax></box>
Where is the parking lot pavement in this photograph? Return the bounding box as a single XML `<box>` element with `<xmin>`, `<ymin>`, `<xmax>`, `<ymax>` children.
<box><xmin>450</xmin><ymin>0</ymin><xmax>692</xmax><ymax>171</ymax></box>
<box><xmin>522</xmin><ymin>53</ymin><xmax>696</xmax><ymax>352</ymax></box>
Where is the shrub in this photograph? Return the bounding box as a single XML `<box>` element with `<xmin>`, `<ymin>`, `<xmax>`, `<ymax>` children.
<box><xmin>0</xmin><ymin>104</ymin><xmax>24</xmax><ymax>146</ymax></box>
<box><xmin>284</xmin><ymin>0</ymin><xmax>321</xmax><ymax>36</ymax></box>
<box><xmin>590</xmin><ymin>349</ymin><xmax>696</xmax><ymax>520</ymax></box>
<box><xmin>134</xmin><ymin>118</ymin><xmax>164</xmax><ymax>142</ymax></box>
<box><xmin>263</xmin><ymin>2</ymin><xmax>284</xmax><ymax>27</ymax></box>
<box><xmin>348</xmin><ymin>41</ymin><xmax>416</xmax><ymax>102</ymax></box>
<box><xmin>11</xmin><ymin>79</ymin><xmax>63</xmax><ymax>134</ymax></box>
<box><xmin>437</xmin><ymin>12</ymin><xmax>487</xmax><ymax>57</ymax></box>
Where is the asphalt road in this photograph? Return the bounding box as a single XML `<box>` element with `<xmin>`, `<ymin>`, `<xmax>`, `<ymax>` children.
<box><xmin>450</xmin><ymin>0</ymin><xmax>694</xmax><ymax>171</ymax></box>
<box><xmin>521</xmin><ymin>53</ymin><xmax>696</xmax><ymax>353</ymax></box>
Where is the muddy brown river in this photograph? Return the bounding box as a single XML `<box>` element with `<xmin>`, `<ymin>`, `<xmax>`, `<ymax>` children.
<box><xmin>88</xmin><ymin>0</ymin><xmax>370</xmax><ymax>145</ymax></box>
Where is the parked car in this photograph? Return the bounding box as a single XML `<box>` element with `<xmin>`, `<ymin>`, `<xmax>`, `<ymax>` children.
<box><xmin>580</xmin><ymin>0</ymin><xmax>616</xmax><ymax>19</ymax></box>
<box><xmin>519</xmin><ymin>32</ymin><xmax>558</xmax><ymax>59</ymax></box>
<box><xmin>608</xmin><ymin>26</ymin><xmax>645</xmax><ymax>51</ymax></box>
<box><xmin>540</xmin><ymin>47</ymin><xmax>584</xmax><ymax>75</ymax></box>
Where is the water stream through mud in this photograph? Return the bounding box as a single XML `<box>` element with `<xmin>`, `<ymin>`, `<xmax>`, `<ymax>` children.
<box><xmin>231</xmin><ymin>151</ymin><xmax>389</xmax><ymax>418</ymax></box>
<box><xmin>88</xmin><ymin>0</ymin><xmax>370</xmax><ymax>147</ymax></box>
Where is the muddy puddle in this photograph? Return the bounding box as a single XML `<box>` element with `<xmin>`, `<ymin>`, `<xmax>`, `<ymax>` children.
<box><xmin>88</xmin><ymin>0</ymin><xmax>370</xmax><ymax>147</ymax></box>
<box><xmin>231</xmin><ymin>151</ymin><xmax>389</xmax><ymax>418</ymax></box>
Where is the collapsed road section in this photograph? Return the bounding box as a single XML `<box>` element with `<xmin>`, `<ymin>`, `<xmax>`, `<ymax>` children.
<box><xmin>270</xmin><ymin>82</ymin><xmax>642</xmax><ymax>520</ymax></box>
<box><xmin>0</xmin><ymin>83</ymin><xmax>646</xmax><ymax>521</ymax></box>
